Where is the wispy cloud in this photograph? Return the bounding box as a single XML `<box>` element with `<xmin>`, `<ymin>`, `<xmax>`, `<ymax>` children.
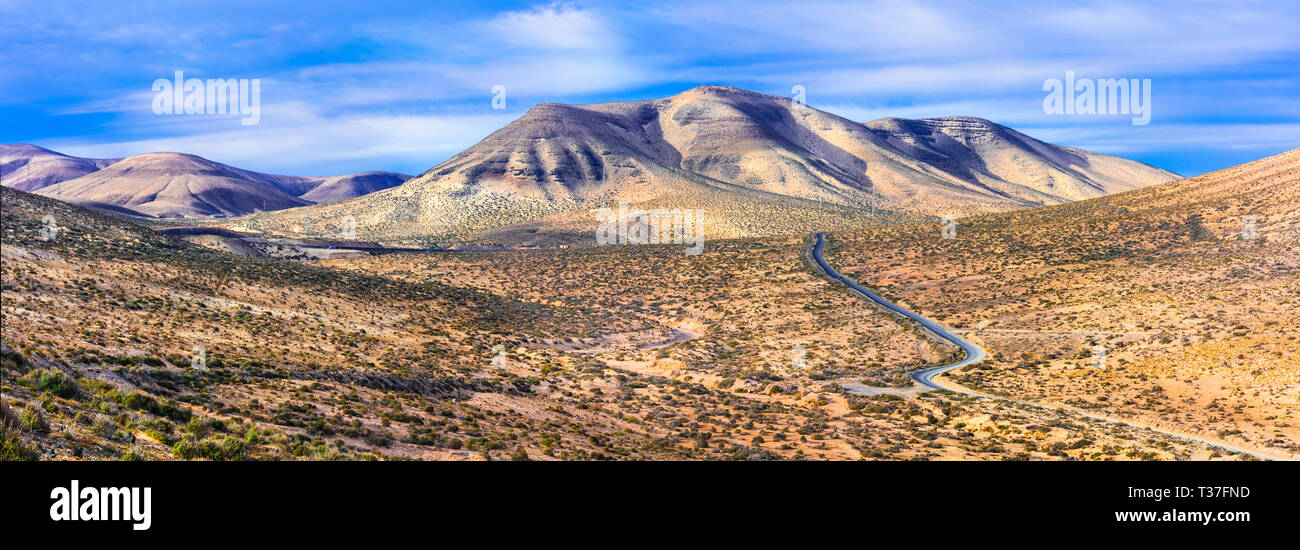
<box><xmin>485</xmin><ymin>3</ymin><xmax>617</xmax><ymax>51</ymax></box>
<box><xmin>47</xmin><ymin>112</ymin><xmax>515</xmax><ymax>176</ymax></box>
<box><xmin>3</xmin><ymin>0</ymin><xmax>1298</xmax><ymax>176</ymax></box>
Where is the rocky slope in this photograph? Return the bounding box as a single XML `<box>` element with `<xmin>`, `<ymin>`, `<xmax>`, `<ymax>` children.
<box><xmin>231</xmin><ymin>86</ymin><xmax>1176</xmax><ymax>244</ymax></box>
<box><xmin>0</xmin><ymin>144</ymin><xmax>120</xmax><ymax>192</ymax></box>
<box><xmin>29</xmin><ymin>149</ymin><xmax>408</xmax><ymax>218</ymax></box>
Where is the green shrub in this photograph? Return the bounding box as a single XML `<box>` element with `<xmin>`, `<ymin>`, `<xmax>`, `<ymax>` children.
<box><xmin>114</xmin><ymin>391</ymin><xmax>191</xmax><ymax>423</ymax></box>
<box><xmin>145</xmin><ymin>429</ymin><xmax>173</xmax><ymax>446</ymax></box>
<box><xmin>91</xmin><ymin>415</ymin><xmax>117</xmax><ymax>439</ymax></box>
<box><xmin>184</xmin><ymin>416</ymin><xmax>210</xmax><ymax>438</ymax></box>
<box><xmin>171</xmin><ymin>439</ymin><xmax>201</xmax><ymax>459</ymax></box>
<box><xmin>203</xmin><ymin>437</ymin><xmax>247</xmax><ymax>460</ymax></box>
<box><xmin>0</xmin><ymin>429</ymin><xmax>37</xmax><ymax>460</ymax></box>
<box><xmin>510</xmin><ymin>447</ymin><xmax>529</xmax><ymax>461</ymax></box>
<box><xmin>18</xmin><ymin>405</ymin><xmax>48</xmax><ymax>434</ymax></box>
<box><xmin>0</xmin><ymin>401</ymin><xmax>37</xmax><ymax>460</ymax></box>
<box><xmin>20</xmin><ymin>369</ymin><xmax>80</xmax><ymax>399</ymax></box>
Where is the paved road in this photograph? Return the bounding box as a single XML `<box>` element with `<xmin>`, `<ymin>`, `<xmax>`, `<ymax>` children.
<box><xmin>808</xmin><ymin>232</ymin><xmax>1291</xmax><ymax>460</ymax></box>
<box><xmin>809</xmin><ymin>232</ymin><xmax>986</xmax><ymax>393</ymax></box>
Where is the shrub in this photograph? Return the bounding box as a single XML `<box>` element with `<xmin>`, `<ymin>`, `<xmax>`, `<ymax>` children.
<box><xmin>114</xmin><ymin>391</ymin><xmax>191</xmax><ymax>423</ymax></box>
<box><xmin>18</xmin><ymin>405</ymin><xmax>48</xmax><ymax>434</ymax></box>
<box><xmin>183</xmin><ymin>416</ymin><xmax>210</xmax><ymax>438</ymax></box>
<box><xmin>20</xmin><ymin>369</ymin><xmax>81</xmax><ymax>399</ymax></box>
<box><xmin>171</xmin><ymin>439</ymin><xmax>201</xmax><ymax>459</ymax></box>
<box><xmin>202</xmin><ymin>437</ymin><xmax>247</xmax><ymax>461</ymax></box>
<box><xmin>145</xmin><ymin>429</ymin><xmax>174</xmax><ymax>446</ymax></box>
<box><xmin>0</xmin><ymin>401</ymin><xmax>37</xmax><ymax>460</ymax></box>
<box><xmin>0</xmin><ymin>347</ymin><xmax>28</xmax><ymax>373</ymax></box>
<box><xmin>91</xmin><ymin>415</ymin><xmax>117</xmax><ymax>439</ymax></box>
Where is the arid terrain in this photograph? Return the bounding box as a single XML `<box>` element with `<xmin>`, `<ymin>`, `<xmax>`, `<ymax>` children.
<box><xmin>824</xmin><ymin>148</ymin><xmax>1300</xmax><ymax>459</ymax></box>
<box><xmin>219</xmin><ymin>86</ymin><xmax>1177</xmax><ymax>246</ymax></box>
<box><xmin>0</xmin><ymin>144</ymin><xmax>120</xmax><ymax>192</ymax></box>
<box><xmin>5</xmin><ymin>144</ymin><xmax>1294</xmax><ymax>461</ymax></box>
<box><xmin>2</xmin><ymin>145</ymin><xmax>409</xmax><ymax>218</ymax></box>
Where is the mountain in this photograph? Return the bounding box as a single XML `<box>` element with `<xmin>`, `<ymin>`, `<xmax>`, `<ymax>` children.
<box><xmin>298</xmin><ymin>171</ymin><xmax>411</xmax><ymax>203</ymax></box>
<box><xmin>821</xmin><ymin>147</ymin><xmax>1299</xmax><ymax>459</ymax></box>
<box><xmin>1104</xmin><ymin>146</ymin><xmax>1297</xmax><ymax>223</ymax></box>
<box><xmin>0</xmin><ymin>144</ymin><xmax>120</xmax><ymax>192</ymax></box>
<box><xmin>31</xmin><ymin>151</ymin><xmax>409</xmax><ymax>218</ymax></box>
<box><xmin>35</xmin><ymin>152</ymin><xmax>312</xmax><ymax>218</ymax></box>
<box><xmin>859</xmin><ymin>116</ymin><xmax>1178</xmax><ymax>211</ymax></box>
<box><xmin>937</xmin><ymin>146</ymin><xmax>1300</xmax><ymax>248</ymax></box>
<box><xmin>227</xmin><ymin>86</ymin><xmax>1176</xmax><ymax>244</ymax></box>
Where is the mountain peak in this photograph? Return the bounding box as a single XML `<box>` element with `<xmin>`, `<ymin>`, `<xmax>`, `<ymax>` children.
<box><xmin>677</xmin><ymin>84</ymin><xmax>767</xmax><ymax>97</ymax></box>
<box><xmin>1</xmin><ymin>144</ymin><xmax>121</xmax><ymax>192</ymax></box>
<box><xmin>231</xmin><ymin>86</ymin><xmax>1179</xmax><ymax>243</ymax></box>
<box><xmin>1</xmin><ymin>143</ymin><xmax>63</xmax><ymax>156</ymax></box>
<box><xmin>27</xmin><ymin>147</ymin><xmax>407</xmax><ymax>218</ymax></box>
<box><xmin>114</xmin><ymin>151</ymin><xmax>219</xmax><ymax>166</ymax></box>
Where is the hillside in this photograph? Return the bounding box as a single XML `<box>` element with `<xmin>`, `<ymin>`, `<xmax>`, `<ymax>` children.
<box><xmin>0</xmin><ymin>144</ymin><xmax>120</xmax><ymax>192</ymax></box>
<box><xmin>299</xmin><ymin>171</ymin><xmax>411</xmax><ymax>203</ymax></box>
<box><xmin>3</xmin><ymin>185</ymin><xmax>1232</xmax><ymax>461</ymax></box>
<box><xmin>823</xmin><ymin>147</ymin><xmax>1300</xmax><ymax>458</ymax></box>
<box><xmin>30</xmin><ymin>151</ymin><xmax>410</xmax><ymax>218</ymax></box>
<box><xmin>228</xmin><ymin>85</ymin><xmax>1176</xmax><ymax>244</ymax></box>
<box><xmin>35</xmin><ymin>153</ymin><xmax>313</xmax><ymax>217</ymax></box>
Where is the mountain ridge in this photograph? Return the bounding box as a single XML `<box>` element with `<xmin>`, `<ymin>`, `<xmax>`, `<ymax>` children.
<box><xmin>18</xmin><ymin>148</ymin><xmax>410</xmax><ymax>218</ymax></box>
<box><xmin>227</xmin><ymin>85</ymin><xmax>1177</xmax><ymax>244</ymax></box>
<box><xmin>0</xmin><ymin>144</ymin><xmax>121</xmax><ymax>192</ymax></box>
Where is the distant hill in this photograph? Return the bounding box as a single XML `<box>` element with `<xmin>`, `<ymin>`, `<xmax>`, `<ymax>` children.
<box><xmin>23</xmin><ymin>148</ymin><xmax>409</xmax><ymax>218</ymax></box>
<box><xmin>948</xmin><ymin>147</ymin><xmax>1299</xmax><ymax>245</ymax></box>
<box><xmin>299</xmin><ymin>171</ymin><xmax>412</xmax><ymax>204</ymax></box>
<box><xmin>36</xmin><ymin>152</ymin><xmax>314</xmax><ymax>218</ymax></box>
<box><xmin>229</xmin><ymin>85</ymin><xmax>1177</xmax><ymax>244</ymax></box>
<box><xmin>0</xmin><ymin>144</ymin><xmax>120</xmax><ymax>192</ymax></box>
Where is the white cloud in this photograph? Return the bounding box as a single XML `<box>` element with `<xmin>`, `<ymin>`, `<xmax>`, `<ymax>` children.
<box><xmin>484</xmin><ymin>3</ymin><xmax>617</xmax><ymax>51</ymax></box>
<box><xmin>651</xmin><ymin>0</ymin><xmax>987</xmax><ymax>59</ymax></box>
<box><xmin>7</xmin><ymin>0</ymin><xmax>1297</xmax><ymax>177</ymax></box>
<box><xmin>47</xmin><ymin>112</ymin><xmax>516</xmax><ymax>176</ymax></box>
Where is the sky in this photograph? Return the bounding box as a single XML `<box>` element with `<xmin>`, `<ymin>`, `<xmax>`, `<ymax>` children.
<box><xmin>1</xmin><ymin>0</ymin><xmax>1297</xmax><ymax>177</ymax></box>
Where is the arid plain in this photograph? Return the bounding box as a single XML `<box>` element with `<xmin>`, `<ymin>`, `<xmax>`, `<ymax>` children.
<box><xmin>2</xmin><ymin>86</ymin><xmax>1296</xmax><ymax>462</ymax></box>
<box><xmin>4</xmin><ymin>148</ymin><xmax>1296</xmax><ymax>461</ymax></box>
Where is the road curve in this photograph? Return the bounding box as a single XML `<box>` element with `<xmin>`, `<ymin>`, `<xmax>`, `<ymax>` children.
<box><xmin>808</xmin><ymin>232</ymin><xmax>1291</xmax><ymax>460</ymax></box>
<box><xmin>809</xmin><ymin>233</ymin><xmax>986</xmax><ymax>392</ymax></box>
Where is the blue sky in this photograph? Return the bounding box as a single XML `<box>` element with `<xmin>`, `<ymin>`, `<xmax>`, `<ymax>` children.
<box><xmin>1</xmin><ymin>0</ymin><xmax>1297</xmax><ymax>177</ymax></box>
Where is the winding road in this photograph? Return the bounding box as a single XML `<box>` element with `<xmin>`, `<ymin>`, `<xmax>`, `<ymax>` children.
<box><xmin>807</xmin><ymin>232</ymin><xmax>1291</xmax><ymax>460</ymax></box>
<box><xmin>809</xmin><ymin>232</ymin><xmax>986</xmax><ymax>395</ymax></box>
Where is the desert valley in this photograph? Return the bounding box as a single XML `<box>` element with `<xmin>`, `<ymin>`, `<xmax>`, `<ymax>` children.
<box><xmin>2</xmin><ymin>86</ymin><xmax>1295</xmax><ymax>463</ymax></box>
